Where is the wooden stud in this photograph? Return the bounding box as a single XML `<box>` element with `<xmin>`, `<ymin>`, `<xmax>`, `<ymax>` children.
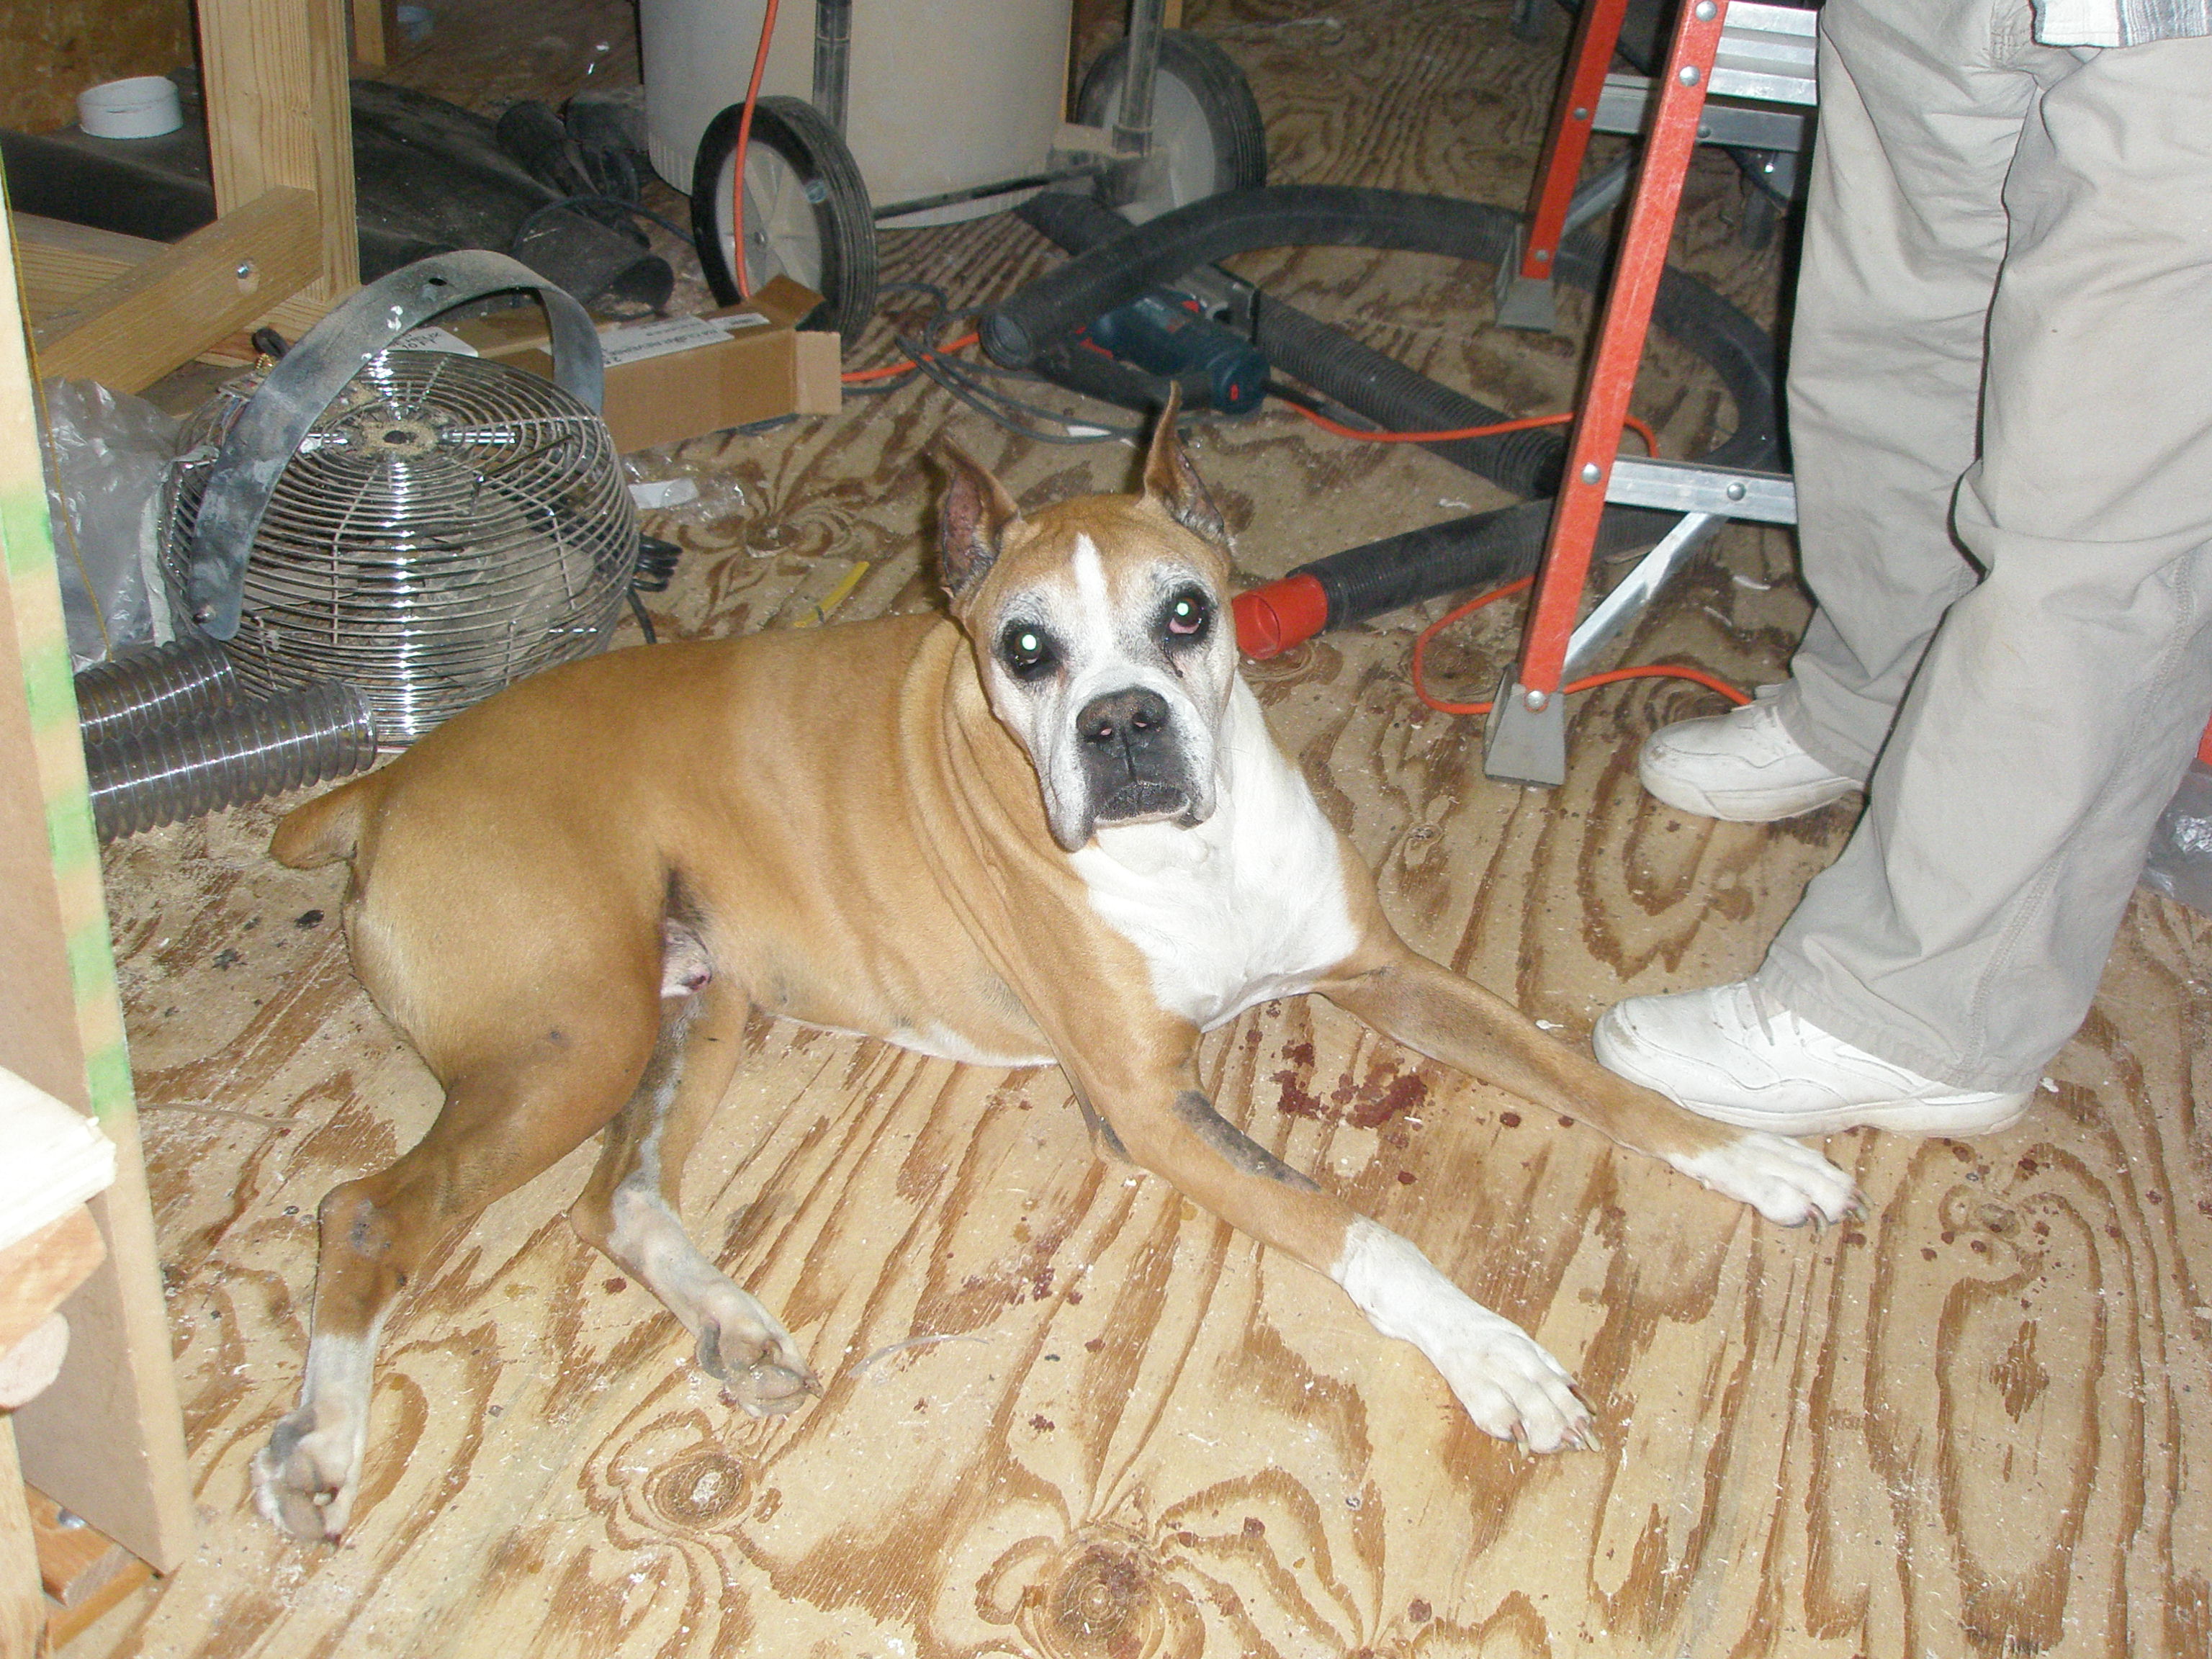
<box><xmin>0</xmin><ymin>182</ymin><xmax>194</xmax><ymax>1579</ymax></box>
<box><xmin>9</xmin><ymin>218</ymin><xmax>166</xmax><ymax>324</ymax></box>
<box><xmin>0</xmin><ymin>1211</ymin><xmax>104</xmax><ymax>1359</ymax></box>
<box><xmin>26</xmin><ymin>1488</ymin><xmax>155</xmax><ymax>1649</ymax></box>
<box><xmin>351</xmin><ymin>0</ymin><xmax>390</xmax><ymax>68</ymax></box>
<box><xmin>0</xmin><ymin>1426</ymin><xmax>42</xmax><ymax>1659</ymax></box>
<box><xmin>197</xmin><ymin>0</ymin><xmax>359</xmax><ymax>300</ymax></box>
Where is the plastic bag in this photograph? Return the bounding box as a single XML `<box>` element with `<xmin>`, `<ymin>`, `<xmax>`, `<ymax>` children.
<box><xmin>40</xmin><ymin>379</ymin><xmax>182</xmax><ymax>669</ymax></box>
<box><xmin>621</xmin><ymin>452</ymin><xmax>749</xmax><ymax>529</ymax></box>
<box><xmin>2141</xmin><ymin>758</ymin><xmax>2212</xmax><ymax>917</ymax></box>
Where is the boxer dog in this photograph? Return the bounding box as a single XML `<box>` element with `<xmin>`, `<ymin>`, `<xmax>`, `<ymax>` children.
<box><xmin>252</xmin><ymin>395</ymin><xmax>1856</xmax><ymax>1540</ymax></box>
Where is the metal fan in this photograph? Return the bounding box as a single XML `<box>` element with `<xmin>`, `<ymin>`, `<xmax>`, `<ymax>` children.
<box><xmin>169</xmin><ymin>253</ymin><xmax>639</xmax><ymax>745</ymax></box>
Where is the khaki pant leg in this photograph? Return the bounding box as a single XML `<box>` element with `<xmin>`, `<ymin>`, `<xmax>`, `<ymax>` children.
<box><xmin>1770</xmin><ymin>0</ymin><xmax>2062</xmax><ymax>777</ymax></box>
<box><xmin>1759</xmin><ymin>21</ymin><xmax>2212</xmax><ymax>1089</ymax></box>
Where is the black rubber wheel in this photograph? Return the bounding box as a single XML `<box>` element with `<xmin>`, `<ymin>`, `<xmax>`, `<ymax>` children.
<box><xmin>690</xmin><ymin>94</ymin><xmax>878</xmax><ymax>343</ymax></box>
<box><xmin>1073</xmin><ymin>30</ymin><xmax>1267</xmax><ymax>224</ymax></box>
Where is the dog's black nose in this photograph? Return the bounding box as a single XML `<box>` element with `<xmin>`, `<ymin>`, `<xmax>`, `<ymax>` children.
<box><xmin>1076</xmin><ymin>688</ymin><xmax>1170</xmax><ymax>747</ymax></box>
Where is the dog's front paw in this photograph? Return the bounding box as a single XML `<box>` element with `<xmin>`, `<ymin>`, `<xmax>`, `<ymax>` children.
<box><xmin>1430</xmin><ymin>1322</ymin><xmax>1596</xmax><ymax>1452</ymax></box>
<box><xmin>253</xmin><ymin>1406</ymin><xmax>363</xmax><ymax>1543</ymax></box>
<box><xmin>1668</xmin><ymin>1132</ymin><xmax>1861</xmax><ymax>1227</ymax></box>
<box><xmin>1336</xmin><ymin>1218</ymin><xmax>1596</xmax><ymax>1452</ymax></box>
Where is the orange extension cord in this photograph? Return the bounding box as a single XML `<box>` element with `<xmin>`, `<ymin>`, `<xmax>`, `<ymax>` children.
<box><xmin>1286</xmin><ymin>404</ymin><xmax>1744</xmax><ymax>714</ymax></box>
<box><xmin>1287</xmin><ymin>400</ymin><xmax>1661</xmax><ymax>459</ymax></box>
<box><xmin>841</xmin><ymin>329</ymin><xmax>980</xmax><ymax>385</ymax></box>
<box><xmin>729</xmin><ymin>0</ymin><xmax>783</xmax><ymax>302</ymax></box>
<box><xmin>1409</xmin><ymin>577</ymin><xmax>1750</xmax><ymax>716</ymax></box>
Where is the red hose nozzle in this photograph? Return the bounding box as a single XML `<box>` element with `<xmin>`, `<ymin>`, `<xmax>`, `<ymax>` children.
<box><xmin>1233</xmin><ymin>574</ymin><xmax>1329</xmax><ymax>660</ymax></box>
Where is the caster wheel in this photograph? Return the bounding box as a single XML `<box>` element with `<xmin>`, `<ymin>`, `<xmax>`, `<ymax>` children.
<box><xmin>691</xmin><ymin>94</ymin><xmax>878</xmax><ymax>343</ymax></box>
<box><xmin>1073</xmin><ymin>30</ymin><xmax>1267</xmax><ymax>223</ymax></box>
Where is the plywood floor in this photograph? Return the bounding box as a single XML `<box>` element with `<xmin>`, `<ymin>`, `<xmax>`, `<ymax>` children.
<box><xmin>73</xmin><ymin>0</ymin><xmax>2212</xmax><ymax>1654</ymax></box>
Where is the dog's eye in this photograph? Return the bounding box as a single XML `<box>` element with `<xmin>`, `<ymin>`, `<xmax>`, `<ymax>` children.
<box><xmin>1163</xmin><ymin>589</ymin><xmax>1211</xmax><ymax>642</ymax></box>
<box><xmin>1000</xmin><ymin>623</ymin><xmax>1057</xmax><ymax>680</ymax></box>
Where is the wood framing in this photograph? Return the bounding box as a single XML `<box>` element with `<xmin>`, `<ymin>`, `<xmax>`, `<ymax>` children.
<box><xmin>19</xmin><ymin>0</ymin><xmax>356</xmax><ymax>392</ymax></box>
<box><xmin>30</xmin><ymin>189</ymin><xmax>322</xmax><ymax>394</ymax></box>
<box><xmin>197</xmin><ymin>0</ymin><xmax>359</xmax><ymax>302</ymax></box>
<box><xmin>9</xmin><ymin>218</ymin><xmax>168</xmax><ymax>323</ymax></box>
<box><xmin>0</xmin><ymin>192</ymin><xmax>194</xmax><ymax>1576</ymax></box>
<box><xmin>12</xmin><ymin>213</ymin><xmax>336</xmax><ymax>348</ymax></box>
<box><xmin>0</xmin><ymin>1210</ymin><xmax>104</xmax><ymax>1357</ymax></box>
<box><xmin>351</xmin><ymin>0</ymin><xmax>407</xmax><ymax>69</ymax></box>
<box><xmin>0</xmin><ymin>1428</ymin><xmax>40</xmax><ymax>1659</ymax></box>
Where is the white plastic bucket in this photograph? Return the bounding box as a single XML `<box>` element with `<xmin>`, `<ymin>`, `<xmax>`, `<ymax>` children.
<box><xmin>641</xmin><ymin>0</ymin><xmax>1074</xmax><ymax>225</ymax></box>
<box><xmin>78</xmin><ymin>75</ymin><xmax>185</xmax><ymax>140</ymax></box>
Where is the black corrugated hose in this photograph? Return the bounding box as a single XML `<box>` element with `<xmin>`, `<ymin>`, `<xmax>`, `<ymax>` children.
<box><xmin>998</xmin><ymin>186</ymin><xmax>1779</xmax><ymax>651</ymax></box>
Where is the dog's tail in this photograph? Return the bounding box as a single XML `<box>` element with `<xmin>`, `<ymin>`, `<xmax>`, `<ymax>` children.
<box><xmin>270</xmin><ymin>771</ymin><xmax>383</xmax><ymax>869</ymax></box>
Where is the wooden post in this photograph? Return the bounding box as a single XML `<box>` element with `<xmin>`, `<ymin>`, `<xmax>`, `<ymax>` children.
<box><xmin>197</xmin><ymin>0</ymin><xmax>359</xmax><ymax>302</ymax></box>
<box><xmin>0</xmin><ymin>1424</ymin><xmax>42</xmax><ymax>1659</ymax></box>
<box><xmin>0</xmin><ymin>183</ymin><xmax>194</xmax><ymax>1575</ymax></box>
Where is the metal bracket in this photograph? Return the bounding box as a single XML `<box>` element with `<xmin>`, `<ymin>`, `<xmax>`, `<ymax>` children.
<box><xmin>1593</xmin><ymin>75</ymin><xmax>1813</xmax><ymax>149</ymax></box>
<box><xmin>1483</xmin><ymin>671</ymin><xmax>1568</xmax><ymax>787</ymax></box>
<box><xmin>184</xmin><ymin>250</ymin><xmax>605</xmax><ymax>640</ymax></box>
<box><xmin>1493</xmin><ymin>223</ymin><xmax>1558</xmax><ymax>333</ymax></box>
<box><xmin>1560</xmin><ymin>511</ymin><xmax>1722</xmax><ymax>681</ymax></box>
<box><xmin>1709</xmin><ymin>1</ymin><xmax>1819</xmax><ymax>104</ymax></box>
<box><xmin>1048</xmin><ymin>120</ymin><xmax>1120</xmax><ymax>166</ymax></box>
<box><xmin>1493</xmin><ymin>158</ymin><xmax>1632</xmax><ymax>334</ymax></box>
<box><xmin>1605</xmin><ymin>457</ymin><xmax>1797</xmax><ymax>522</ymax></box>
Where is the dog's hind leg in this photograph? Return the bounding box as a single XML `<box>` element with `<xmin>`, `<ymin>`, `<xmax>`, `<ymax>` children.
<box><xmin>1316</xmin><ymin>929</ymin><xmax>1861</xmax><ymax>1227</ymax></box>
<box><xmin>254</xmin><ymin>997</ymin><xmax>661</xmax><ymax>1542</ymax></box>
<box><xmin>567</xmin><ymin>980</ymin><xmax>817</xmax><ymax>1416</ymax></box>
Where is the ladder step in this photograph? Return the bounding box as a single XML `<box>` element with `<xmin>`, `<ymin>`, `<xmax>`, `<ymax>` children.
<box><xmin>1604</xmin><ymin>458</ymin><xmax>1797</xmax><ymax>523</ymax></box>
<box><xmin>1592</xmin><ymin>74</ymin><xmax>1812</xmax><ymax>148</ymax></box>
<box><xmin>1713</xmin><ymin>0</ymin><xmax>1818</xmax><ymax>104</ymax></box>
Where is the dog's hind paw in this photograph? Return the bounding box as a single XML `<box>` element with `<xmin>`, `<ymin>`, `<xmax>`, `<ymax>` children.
<box><xmin>252</xmin><ymin>1406</ymin><xmax>362</xmax><ymax>1543</ymax></box>
<box><xmin>1668</xmin><ymin>1132</ymin><xmax>1861</xmax><ymax>1227</ymax></box>
<box><xmin>696</xmin><ymin>1308</ymin><xmax>819</xmax><ymax>1417</ymax></box>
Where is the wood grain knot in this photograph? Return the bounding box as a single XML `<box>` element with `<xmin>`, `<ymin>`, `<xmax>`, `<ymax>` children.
<box><xmin>644</xmin><ymin>1450</ymin><xmax>747</xmax><ymax>1529</ymax></box>
<box><xmin>976</xmin><ymin>1532</ymin><xmax>1201</xmax><ymax>1658</ymax></box>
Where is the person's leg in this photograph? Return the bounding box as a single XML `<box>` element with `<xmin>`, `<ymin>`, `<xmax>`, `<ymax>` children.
<box><xmin>1768</xmin><ymin>0</ymin><xmax>2037</xmax><ymax>780</ymax></box>
<box><xmin>1635</xmin><ymin>0</ymin><xmax>2043</xmax><ymax>824</ymax></box>
<box><xmin>1757</xmin><ymin>24</ymin><xmax>2212</xmax><ymax>1093</ymax></box>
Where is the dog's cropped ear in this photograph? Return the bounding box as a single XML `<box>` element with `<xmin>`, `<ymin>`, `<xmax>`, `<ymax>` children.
<box><xmin>1141</xmin><ymin>386</ymin><xmax>1228</xmax><ymax>548</ymax></box>
<box><xmin>936</xmin><ymin>441</ymin><xmax>1022</xmax><ymax>605</ymax></box>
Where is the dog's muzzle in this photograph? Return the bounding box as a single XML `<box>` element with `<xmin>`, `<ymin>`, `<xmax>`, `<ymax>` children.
<box><xmin>1075</xmin><ymin>687</ymin><xmax>1198</xmax><ymax>827</ymax></box>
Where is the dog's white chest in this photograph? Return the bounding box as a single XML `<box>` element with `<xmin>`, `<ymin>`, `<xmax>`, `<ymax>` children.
<box><xmin>1071</xmin><ymin>680</ymin><xmax>1360</xmax><ymax>1030</ymax></box>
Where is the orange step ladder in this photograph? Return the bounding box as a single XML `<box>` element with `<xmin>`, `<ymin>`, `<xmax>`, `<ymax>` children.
<box><xmin>1483</xmin><ymin>0</ymin><xmax>1816</xmax><ymax>784</ymax></box>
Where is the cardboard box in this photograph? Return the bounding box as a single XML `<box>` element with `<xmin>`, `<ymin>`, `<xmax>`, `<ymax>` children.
<box><xmin>446</xmin><ymin>275</ymin><xmax>842</xmax><ymax>452</ymax></box>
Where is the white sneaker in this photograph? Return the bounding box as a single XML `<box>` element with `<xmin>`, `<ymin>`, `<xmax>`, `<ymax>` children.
<box><xmin>1593</xmin><ymin>980</ymin><xmax>2033</xmax><ymax>1138</ymax></box>
<box><xmin>1638</xmin><ymin>687</ymin><xmax>1861</xmax><ymax>822</ymax></box>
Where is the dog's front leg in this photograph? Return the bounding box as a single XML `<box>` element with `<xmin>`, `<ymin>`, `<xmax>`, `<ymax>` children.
<box><xmin>1065</xmin><ymin>1038</ymin><xmax>1595</xmax><ymax>1453</ymax></box>
<box><xmin>1316</xmin><ymin>931</ymin><xmax>1859</xmax><ymax>1227</ymax></box>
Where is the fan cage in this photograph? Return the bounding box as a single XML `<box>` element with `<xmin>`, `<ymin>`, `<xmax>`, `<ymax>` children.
<box><xmin>166</xmin><ymin>351</ymin><xmax>639</xmax><ymax>745</ymax></box>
